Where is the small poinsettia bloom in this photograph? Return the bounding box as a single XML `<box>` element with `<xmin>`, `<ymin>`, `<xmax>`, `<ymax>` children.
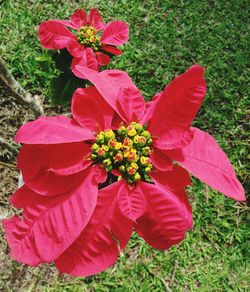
<box><xmin>38</xmin><ymin>8</ymin><xmax>129</xmax><ymax>71</ymax></box>
<box><xmin>3</xmin><ymin>65</ymin><xmax>245</xmax><ymax>277</ymax></box>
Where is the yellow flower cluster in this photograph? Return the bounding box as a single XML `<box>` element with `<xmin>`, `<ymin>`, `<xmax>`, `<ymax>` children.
<box><xmin>91</xmin><ymin>122</ymin><xmax>153</xmax><ymax>184</ymax></box>
<box><xmin>77</xmin><ymin>25</ymin><xmax>101</xmax><ymax>51</ymax></box>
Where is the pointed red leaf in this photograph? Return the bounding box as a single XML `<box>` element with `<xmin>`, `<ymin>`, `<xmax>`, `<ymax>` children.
<box><xmin>111</xmin><ymin>112</ymin><xmax>123</xmax><ymax>130</ymax></box>
<box><xmin>102</xmin><ymin>45</ymin><xmax>123</xmax><ymax>55</ymax></box>
<box><xmin>50</xmin><ymin>161</ymin><xmax>92</xmax><ymax>176</ymax></box>
<box><xmin>101</xmin><ymin>20</ymin><xmax>129</xmax><ymax>45</ymax></box>
<box><xmin>150</xmin><ymin>149</ymin><xmax>173</xmax><ymax>171</ymax></box>
<box><xmin>72</xmin><ymin>87</ymin><xmax>114</xmax><ymax>130</ymax></box>
<box><xmin>3</xmin><ymin>167</ymin><xmax>99</xmax><ymax>265</ymax></box>
<box><xmin>94</xmin><ymin>165</ymin><xmax>108</xmax><ymax>184</ymax></box>
<box><xmin>70</xmin><ymin>9</ymin><xmax>87</xmax><ymax>29</ymax></box>
<box><xmin>135</xmin><ymin>182</ymin><xmax>191</xmax><ymax>250</ymax></box>
<box><xmin>100</xmin><ymin>69</ymin><xmax>136</xmax><ymax>87</ymax></box>
<box><xmin>95</xmin><ymin>52</ymin><xmax>111</xmax><ymax>65</ymax></box>
<box><xmin>167</xmin><ymin>127</ymin><xmax>246</xmax><ymax>201</ymax></box>
<box><xmin>117</xmin><ymin>86</ymin><xmax>145</xmax><ymax>123</ymax></box>
<box><xmin>149</xmin><ymin>65</ymin><xmax>206</xmax><ymax>136</ymax></box>
<box><xmin>18</xmin><ymin>143</ymin><xmax>91</xmax><ymax>196</ymax></box>
<box><xmin>140</xmin><ymin>91</ymin><xmax>162</xmax><ymax>125</ymax></box>
<box><xmin>71</xmin><ymin>48</ymin><xmax>99</xmax><ymax>71</ymax></box>
<box><xmin>72</xmin><ymin>67</ymin><xmax>139</xmax><ymax>122</ymax></box>
<box><xmin>38</xmin><ymin>21</ymin><xmax>73</xmax><ymax>49</ymax></box>
<box><xmin>55</xmin><ymin>181</ymin><xmax>133</xmax><ymax>276</ymax></box>
<box><xmin>111</xmin><ymin>203</ymin><xmax>134</xmax><ymax>250</ymax></box>
<box><xmin>118</xmin><ymin>181</ymin><xmax>146</xmax><ymax>221</ymax></box>
<box><xmin>153</xmin><ymin>126</ymin><xmax>194</xmax><ymax>150</ymax></box>
<box><xmin>89</xmin><ymin>8</ymin><xmax>106</xmax><ymax>30</ymax></box>
<box><xmin>55</xmin><ymin>9</ymin><xmax>87</xmax><ymax>30</ymax></box>
<box><xmin>45</xmin><ymin>142</ymin><xmax>91</xmax><ymax>176</ymax></box>
<box><xmin>15</xmin><ymin>116</ymin><xmax>94</xmax><ymax>145</ymax></box>
<box><xmin>150</xmin><ymin>165</ymin><xmax>191</xmax><ymax>191</ymax></box>
<box><xmin>173</xmin><ymin>189</ymin><xmax>193</xmax><ymax>230</ymax></box>
<box><xmin>72</xmin><ymin>88</ymin><xmax>105</xmax><ymax>132</ymax></box>
<box><xmin>67</xmin><ymin>39</ymin><xmax>85</xmax><ymax>58</ymax></box>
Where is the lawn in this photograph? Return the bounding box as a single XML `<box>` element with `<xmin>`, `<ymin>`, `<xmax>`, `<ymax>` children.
<box><xmin>0</xmin><ymin>0</ymin><xmax>249</xmax><ymax>291</ymax></box>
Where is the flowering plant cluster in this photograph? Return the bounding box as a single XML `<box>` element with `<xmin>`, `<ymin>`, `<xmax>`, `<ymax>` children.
<box><xmin>39</xmin><ymin>8</ymin><xmax>128</xmax><ymax>70</ymax></box>
<box><xmin>2</xmin><ymin>7</ymin><xmax>245</xmax><ymax>277</ymax></box>
<box><xmin>38</xmin><ymin>8</ymin><xmax>129</xmax><ymax>105</ymax></box>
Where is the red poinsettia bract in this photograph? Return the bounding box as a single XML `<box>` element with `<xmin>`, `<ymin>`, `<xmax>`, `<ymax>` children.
<box><xmin>38</xmin><ymin>8</ymin><xmax>129</xmax><ymax>70</ymax></box>
<box><xmin>3</xmin><ymin>65</ymin><xmax>245</xmax><ymax>277</ymax></box>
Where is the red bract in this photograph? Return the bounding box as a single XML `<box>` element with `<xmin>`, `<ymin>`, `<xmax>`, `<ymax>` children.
<box><xmin>38</xmin><ymin>8</ymin><xmax>128</xmax><ymax>70</ymax></box>
<box><xmin>3</xmin><ymin>65</ymin><xmax>245</xmax><ymax>277</ymax></box>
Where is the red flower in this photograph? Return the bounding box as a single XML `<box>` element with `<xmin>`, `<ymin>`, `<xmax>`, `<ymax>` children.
<box><xmin>73</xmin><ymin>65</ymin><xmax>245</xmax><ymax>201</ymax></box>
<box><xmin>38</xmin><ymin>8</ymin><xmax>129</xmax><ymax>70</ymax></box>
<box><xmin>3</xmin><ymin>66</ymin><xmax>245</xmax><ymax>277</ymax></box>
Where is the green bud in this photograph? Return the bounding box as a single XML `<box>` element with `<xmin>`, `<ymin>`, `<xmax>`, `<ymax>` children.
<box><xmin>105</xmin><ymin>165</ymin><xmax>113</xmax><ymax>172</ymax></box>
<box><xmin>91</xmin><ymin>154</ymin><xmax>97</xmax><ymax>160</ymax></box>
<box><xmin>103</xmin><ymin>158</ymin><xmax>111</xmax><ymax>166</ymax></box>
<box><xmin>127</xmin><ymin>178</ymin><xmax>134</xmax><ymax>185</ymax></box>
<box><xmin>117</xmin><ymin>126</ymin><xmax>126</xmax><ymax>135</ymax></box>
<box><xmin>134</xmin><ymin>123</ymin><xmax>143</xmax><ymax>132</ymax></box>
<box><xmin>91</xmin><ymin>143</ymin><xmax>99</xmax><ymax>152</ymax></box>
<box><xmin>142</xmin><ymin>146</ymin><xmax>151</xmax><ymax>155</ymax></box>
<box><xmin>119</xmin><ymin>165</ymin><xmax>125</xmax><ymax>172</ymax></box>
<box><xmin>144</xmin><ymin>174</ymin><xmax>153</xmax><ymax>182</ymax></box>
<box><xmin>96</xmin><ymin>134</ymin><xmax>105</xmax><ymax>144</ymax></box>
<box><xmin>134</xmin><ymin>172</ymin><xmax>141</xmax><ymax>181</ymax></box>
<box><xmin>142</xmin><ymin>130</ymin><xmax>150</xmax><ymax>138</ymax></box>
<box><xmin>147</xmin><ymin>138</ymin><xmax>153</xmax><ymax>144</ymax></box>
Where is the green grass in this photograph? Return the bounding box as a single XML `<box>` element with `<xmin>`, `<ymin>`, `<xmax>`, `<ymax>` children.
<box><xmin>0</xmin><ymin>0</ymin><xmax>249</xmax><ymax>290</ymax></box>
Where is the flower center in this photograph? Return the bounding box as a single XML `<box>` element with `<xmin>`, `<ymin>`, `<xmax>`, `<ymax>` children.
<box><xmin>77</xmin><ymin>25</ymin><xmax>101</xmax><ymax>51</ymax></box>
<box><xmin>91</xmin><ymin>122</ymin><xmax>153</xmax><ymax>185</ymax></box>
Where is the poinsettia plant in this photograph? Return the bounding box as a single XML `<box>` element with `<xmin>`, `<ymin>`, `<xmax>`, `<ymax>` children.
<box><xmin>39</xmin><ymin>7</ymin><xmax>128</xmax><ymax>69</ymax></box>
<box><xmin>38</xmin><ymin>7</ymin><xmax>129</xmax><ymax>105</ymax></box>
<box><xmin>3</xmin><ymin>65</ymin><xmax>245</xmax><ymax>277</ymax></box>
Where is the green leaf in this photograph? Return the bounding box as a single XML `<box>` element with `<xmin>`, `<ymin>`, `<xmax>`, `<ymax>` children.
<box><xmin>52</xmin><ymin>49</ymin><xmax>73</xmax><ymax>72</ymax></box>
<box><xmin>35</xmin><ymin>55</ymin><xmax>52</xmax><ymax>62</ymax></box>
<box><xmin>49</xmin><ymin>73</ymin><xmax>85</xmax><ymax>106</ymax></box>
